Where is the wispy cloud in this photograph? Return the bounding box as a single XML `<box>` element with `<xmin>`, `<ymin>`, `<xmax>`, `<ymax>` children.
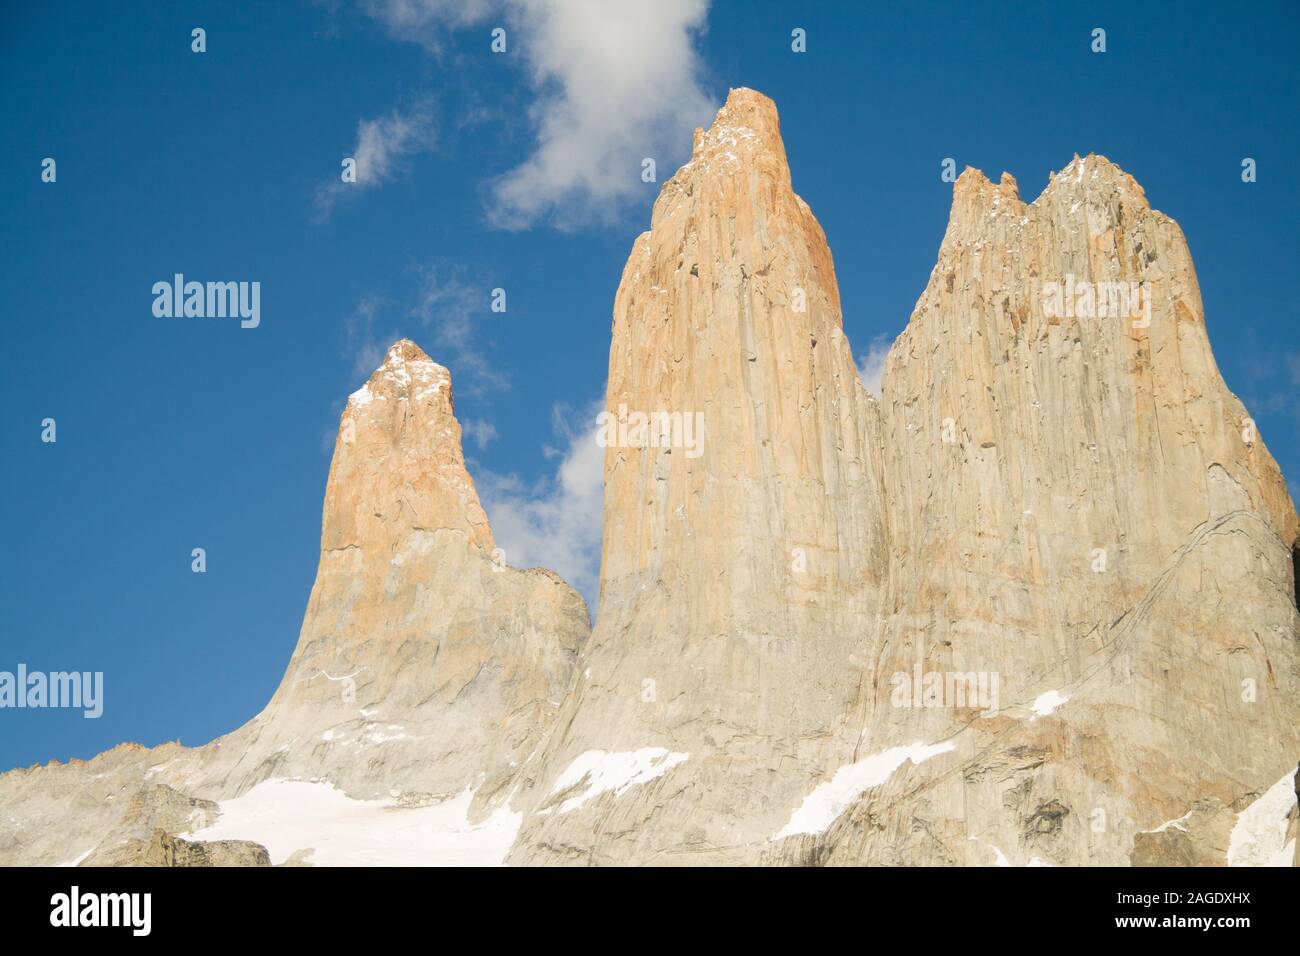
<box><xmin>360</xmin><ymin>0</ymin><xmax>716</xmax><ymax>229</ymax></box>
<box><xmin>410</xmin><ymin>265</ymin><xmax>507</xmax><ymax>394</ymax></box>
<box><xmin>337</xmin><ymin>263</ymin><xmax>501</xmax><ymax>398</ymax></box>
<box><xmin>856</xmin><ymin>334</ymin><xmax>892</xmax><ymax>396</ymax></box>
<box><xmin>363</xmin><ymin>0</ymin><xmax>498</xmax><ymax>46</ymax></box>
<box><xmin>342</xmin><ymin>295</ymin><xmax>391</xmax><ymax>377</ymax></box>
<box><xmin>314</xmin><ymin>104</ymin><xmax>436</xmax><ymax>222</ymax></box>
<box><xmin>461</xmin><ymin>418</ymin><xmax>499</xmax><ymax>449</ymax></box>
<box><xmin>477</xmin><ymin>398</ymin><xmax>605</xmax><ymax>609</ymax></box>
<box><xmin>1234</xmin><ymin>334</ymin><xmax>1300</xmax><ymax>458</ymax></box>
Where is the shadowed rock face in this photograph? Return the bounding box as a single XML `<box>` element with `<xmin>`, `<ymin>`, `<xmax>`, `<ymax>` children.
<box><xmin>77</xmin><ymin>784</ymin><xmax>271</xmax><ymax>866</ymax></box>
<box><xmin>85</xmin><ymin>829</ymin><xmax>272</xmax><ymax>868</ymax></box>
<box><xmin>1292</xmin><ymin>544</ymin><xmax>1299</xmax><ymax>610</ymax></box>
<box><xmin>1</xmin><ymin>90</ymin><xmax>1295</xmax><ymax>868</ymax></box>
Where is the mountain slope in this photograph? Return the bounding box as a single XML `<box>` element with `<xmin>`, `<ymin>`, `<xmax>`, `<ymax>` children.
<box><xmin>0</xmin><ymin>342</ymin><xmax>589</xmax><ymax>866</ymax></box>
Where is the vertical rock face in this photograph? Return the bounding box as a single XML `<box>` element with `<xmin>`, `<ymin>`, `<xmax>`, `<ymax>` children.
<box><xmin>1</xmin><ymin>92</ymin><xmax>1294</xmax><ymax>869</ymax></box>
<box><xmin>194</xmin><ymin>341</ymin><xmax>589</xmax><ymax>805</ymax></box>
<box><xmin>800</xmin><ymin>156</ymin><xmax>1300</xmax><ymax>866</ymax></box>
<box><xmin>508</xmin><ymin>89</ymin><xmax>889</xmax><ymax>864</ymax></box>
<box><xmin>507</xmin><ymin>90</ymin><xmax>1299</xmax><ymax>866</ymax></box>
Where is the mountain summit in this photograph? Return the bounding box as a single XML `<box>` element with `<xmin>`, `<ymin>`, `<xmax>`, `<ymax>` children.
<box><xmin>1</xmin><ymin>91</ymin><xmax>1295</xmax><ymax>868</ymax></box>
<box><xmin>0</xmin><ymin>343</ymin><xmax>589</xmax><ymax>865</ymax></box>
<box><xmin>507</xmin><ymin>88</ymin><xmax>1299</xmax><ymax>866</ymax></box>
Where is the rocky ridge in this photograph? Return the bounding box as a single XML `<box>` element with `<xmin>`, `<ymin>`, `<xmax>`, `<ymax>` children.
<box><xmin>0</xmin><ymin>89</ymin><xmax>1295</xmax><ymax>868</ymax></box>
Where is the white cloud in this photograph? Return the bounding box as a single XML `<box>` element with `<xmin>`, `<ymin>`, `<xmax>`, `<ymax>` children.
<box><xmin>336</xmin><ymin>265</ymin><xmax>502</xmax><ymax>401</ymax></box>
<box><xmin>489</xmin><ymin>0</ymin><xmax>714</xmax><ymax>228</ymax></box>
<box><xmin>410</xmin><ymin>265</ymin><xmax>507</xmax><ymax>394</ymax></box>
<box><xmin>856</xmin><ymin>334</ymin><xmax>892</xmax><ymax>396</ymax></box>
<box><xmin>342</xmin><ymin>295</ymin><xmax>389</xmax><ymax>377</ymax></box>
<box><xmin>360</xmin><ymin>0</ymin><xmax>716</xmax><ymax>228</ymax></box>
<box><xmin>315</xmin><ymin>105</ymin><xmax>435</xmax><ymax>221</ymax></box>
<box><xmin>461</xmin><ymin>418</ymin><xmax>499</xmax><ymax>449</ymax></box>
<box><xmin>363</xmin><ymin>0</ymin><xmax>497</xmax><ymax>41</ymax></box>
<box><xmin>477</xmin><ymin>399</ymin><xmax>605</xmax><ymax>610</ymax></box>
<box><xmin>354</xmin><ymin>107</ymin><xmax>434</xmax><ymax>182</ymax></box>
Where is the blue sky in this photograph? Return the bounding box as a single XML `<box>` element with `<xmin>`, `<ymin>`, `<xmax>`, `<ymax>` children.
<box><xmin>2</xmin><ymin>0</ymin><xmax>1297</xmax><ymax>771</ymax></box>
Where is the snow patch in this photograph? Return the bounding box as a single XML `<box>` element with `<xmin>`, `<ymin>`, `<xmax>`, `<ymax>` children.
<box><xmin>361</xmin><ymin>725</ymin><xmax>408</xmax><ymax>745</ymax></box>
<box><xmin>1144</xmin><ymin>809</ymin><xmax>1193</xmax><ymax>834</ymax></box>
<box><xmin>183</xmin><ymin>779</ymin><xmax>519</xmax><ymax>866</ymax></box>
<box><xmin>546</xmin><ymin>748</ymin><xmax>689</xmax><ymax>815</ymax></box>
<box><xmin>59</xmin><ymin>847</ymin><xmax>95</xmax><ymax>867</ymax></box>
<box><xmin>1228</xmin><ymin>770</ymin><xmax>1297</xmax><ymax>867</ymax></box>
<box><xmin>773</xmin><ymin>741</ymin><xmax>956</xmax><ymax>839</ymax></box>
<box><xmin>969</xmin><ymin>838</ymin><xmax>1010</xmax><ymax>866</ymax></box>
<box><xmin>1030</xmin><ymin>690</ymin><xmax>1070</xmax><ymax>719</ymax></box>
<box><xmin>414</xmin><ymin>382</ymin><xmax>446</xmax><ymax>402</ymax></box>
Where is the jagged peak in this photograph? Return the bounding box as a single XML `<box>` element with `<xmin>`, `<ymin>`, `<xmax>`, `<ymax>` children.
<box><xmin>695</xmin><ymin>87</ymin><xmax>781</xmax><ymax>147</ymax></box>
<box><xmin>945</xmin><ymin>152</ymin><xmax>1155</xmax><ymax>239</ymax></box>
<box><xmin>650</xmin><ymin>85</ymin><xmax>800</xmax><ymax>231</ymax></box>
<box><xmin>654</xmin><ymin>87</ymin><xmax>794</xmax><ymax>225</ymax></box>
<box><xmin>954</xmin><ymin>166</ymin><xmax>1024</xmax><ymax>203</ymax></box>
<box><xmin>328</xmin><ymin>337</ymin><xmax>493</xmax><ymax>555</ymax></box>
<box><xmin>1038</xmin><ymin>152</ymin><xmax>1148</xmax><ymax>205</ymax></box>
<box><xmin>382</xmin><ymin>337</ymin><xmax>445</xmax><ymax>371</ymax></box>
<box><xmin>348</xmin><ymin>338</ymin><xmax>452</xmax><ymax>411</ymax></box>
